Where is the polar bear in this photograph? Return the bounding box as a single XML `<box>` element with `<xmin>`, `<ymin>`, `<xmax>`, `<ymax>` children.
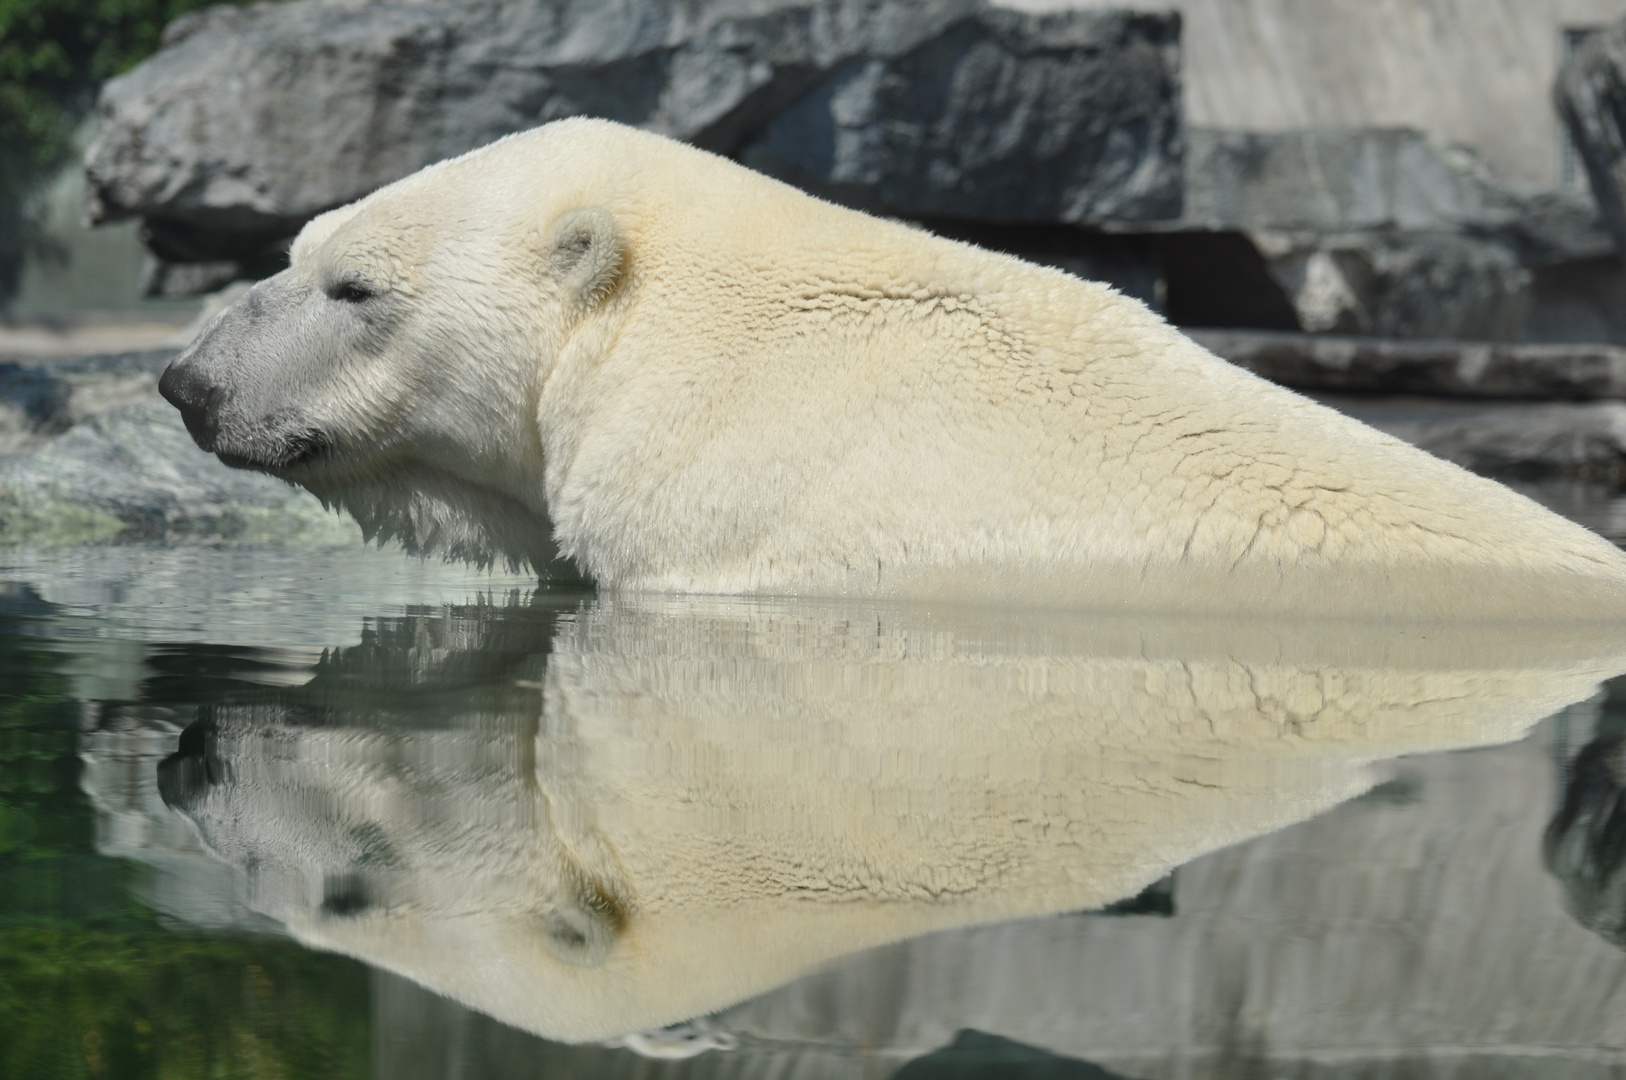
<box><xmin>159</xmin><ymin>118</ymin><xmax>1626</xmax><ymax>618</ymax></box>
<box><xmin>156</xmin><ymin>597</ymin><xmax>1626</xmax><ymax>1041</ymax></box>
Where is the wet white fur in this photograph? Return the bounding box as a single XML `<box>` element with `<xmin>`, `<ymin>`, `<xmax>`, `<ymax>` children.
<box><xmin>283</xmin><ymin>119</ymin><xmax>1626</xmax><ymax>618</ymax></box>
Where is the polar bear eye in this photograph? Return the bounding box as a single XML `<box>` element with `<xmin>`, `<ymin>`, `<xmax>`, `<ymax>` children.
<box><xmin>327</xmin><ymin>279</ymin><xmax>375</xmax><ymax>304</ymax></box>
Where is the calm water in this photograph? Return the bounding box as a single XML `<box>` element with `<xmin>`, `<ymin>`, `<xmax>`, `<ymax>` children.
<box><xmin>3</xmin><ymin>531</ymin><xmax>1626</xmax><ymax>1079</ymax></box>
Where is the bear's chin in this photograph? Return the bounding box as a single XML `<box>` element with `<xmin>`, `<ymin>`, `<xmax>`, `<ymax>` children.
<box><xmin>302</xmin><ymin>464</ymin><xmax>575</xmax><ymax>577</ymax></box>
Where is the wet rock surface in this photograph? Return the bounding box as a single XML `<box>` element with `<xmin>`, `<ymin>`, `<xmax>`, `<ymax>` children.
<box><xmin>87</xmin><ymin>0</ymin><xmax>1180</xmax><ymax>279</ymax></box>
<box><xmin>0</xmin><ymin>349</ymin><xmax>358</xmax><ymax>546</ymax></box>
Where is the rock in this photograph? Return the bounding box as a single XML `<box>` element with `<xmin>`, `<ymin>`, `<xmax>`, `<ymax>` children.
<box><xmin>1523</xmin><ymin>253</ymin><xmax>1626</xmax><ymax>345</ymax></box>
<box><xmin>1557</xmin><ymin>21</ymin><xmax>1626</xmax><ymax>261</ymax></box>
<box><xmin>0</xmin><ymin>350</ymin><xmax>360</xmax><ymax>546</ymax></box>
<box><xmin>1195</xmin><ymin>330</ymin><xmax>1626</xmax><ymax>400</ymax></box>
<box><xmin>86</xmin><ymin>0</ymin><xmax>1180</xmax><ymax>285</ymax></box>
<box><xmin>0</xmin><ymin>362</ymin><xmax>72</xmax><ymax>451</ymax></box>
<box><xmin>1183</xmin><ymin>127</ymin><xmax>1526</xmax><ymax>236</ymax></box>
<box><xmin>0</xmin><ymin>398</ymin><xmax>364</xmax><ymax>546</ymax></box>
<box><xmin>1169</xmin><ymin>127</ymin><xmax>1622</xmax><ymax>341</ymax></box>
<box><xmin>1248</xmin><ymin>228</ymin><xmax>1530</xmax><ymax>339</ymax></box>
<box><xmin>1182</xmin><ymin>127</ymin><xmax>1612</xmax><ymax>264</ymax></box>
<box><xmin>1331</xmin><ymin>396</ymin><xmax>1626</xmax><ymax>481</ymax></box>
<box><xmin>736</xmin><ymin>9</ymin><xmax>1181</xmax><ymax>223</ymax></box>
<box><xmin>0</xmin><ymin>348</ymin><xmax>174</xmax><ymax>455</ymax></box>
<box><xmin>140</xmin><ymin>258</ymin><xmax>242</xmax><ymax>299</ymax></box>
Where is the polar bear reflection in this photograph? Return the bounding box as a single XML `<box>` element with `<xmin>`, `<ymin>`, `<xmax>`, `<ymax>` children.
<box><xmin>158</xmin><ymin>598</ymin><xmax>1626</xmax><ymax>1042</ymax></box>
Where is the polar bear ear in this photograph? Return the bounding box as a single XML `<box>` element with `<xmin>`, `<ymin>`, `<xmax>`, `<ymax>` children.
<box><xmin>549</xmin><ymin>207</ymin><xmax>625</xmax><ymax>309</ymax></box>
<box><xmin>542</xmin><ymin>877</ymin><xmax>625</xmax><ymax>968</ymax></box>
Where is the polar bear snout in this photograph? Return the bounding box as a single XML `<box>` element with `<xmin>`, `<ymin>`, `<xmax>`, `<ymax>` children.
<box><xmin>159</xmin><ymin>275</ymin><xmax>351</xmax><ymax>473</ymax></box>
<box><xmin>161</xmin><ymin>353</ymin><xmax>331</xmax><ymax>471</ymax></box>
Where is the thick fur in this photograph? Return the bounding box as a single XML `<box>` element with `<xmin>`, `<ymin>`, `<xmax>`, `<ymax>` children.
<box><xmin>158</xmin><ymin>598</ymin><xmax>1626</xmax><ymax>1041</ymax></box>
<box><xmin>161</xmin><ymin>119</ymin><xmax>1626</xmax><ymax>617</ymax></box>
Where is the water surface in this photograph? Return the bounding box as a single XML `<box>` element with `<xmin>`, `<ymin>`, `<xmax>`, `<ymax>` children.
<box><xmin>3</xmin><ymin>539</ymin><xmax>1626</xmax><ymax>1078</ymax></box>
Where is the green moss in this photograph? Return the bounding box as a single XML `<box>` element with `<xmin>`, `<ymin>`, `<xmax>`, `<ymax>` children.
<box><xmin>0</xmin><ymin>490</ymin><xmax>126</xmax><ymax>546</ymax></box>
<box><xmin>0</xmin><ymin>619</ymin><xmax>370</xmax><ymax>1079</ymax></box>
<box><xmin>0</xmin><ymin>489</ymin><xmax>365</xmax><ymax>548</ymax></box>
<box><xmin>165</xmin><ymin>504</ymin><xmax>365</xmax><ymax>546</ymax></box>
<box><xmin>0</xmin><ymin>928</ymin><xmax>371</xmax><ymax>1080</ymax></box>
<box><xmin>0</xmin><ymin>0</ymin><xmax>277</xmax><ymax>302</ymax></box>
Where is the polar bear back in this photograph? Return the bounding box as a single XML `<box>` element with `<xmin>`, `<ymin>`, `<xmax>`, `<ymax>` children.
<box><xmin>480</xmin><ymin>121</ymin><xmax>1624</xmax><ymax>618</ymax></box>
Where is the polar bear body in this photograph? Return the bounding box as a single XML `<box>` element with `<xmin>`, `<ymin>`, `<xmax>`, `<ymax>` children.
<box><xmin>160</xmin><ymin>119</ymin><xmax>1626</xmax><ymax>617</ymax></box>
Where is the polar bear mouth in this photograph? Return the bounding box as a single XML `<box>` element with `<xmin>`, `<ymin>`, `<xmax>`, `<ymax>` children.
<box><xmin>220</xmin><ymin>428</ymin><xmax>332</xmax><ymax>471</ymax></box>
<box><xmin>275</xmin><ymin>429</ymin><xmax>333</xmax><ymax>468</ymax></box>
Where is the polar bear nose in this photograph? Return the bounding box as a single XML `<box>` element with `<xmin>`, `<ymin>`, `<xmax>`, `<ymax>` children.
<box><xmin>158</xmin><ymin>359</ymin><xmax>222</xmax><ymax>450</ymax></box>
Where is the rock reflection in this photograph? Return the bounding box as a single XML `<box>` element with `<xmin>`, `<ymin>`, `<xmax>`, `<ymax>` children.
<box><xmin>153</xmin><ymin>596</ymin><xmax>1626</xmax><ymax>1043</ymax></box>
<box><xmin>1545</xmin><ymin>732</ymin><xmax>1626</xmax><ymax>950</ymax></box>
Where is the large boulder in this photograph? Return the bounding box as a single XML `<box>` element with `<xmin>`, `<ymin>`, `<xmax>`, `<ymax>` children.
<box><xmin>86</xmin><ymin>0</ymin><xmax>1181</xmax><ymax>284</ymax></box>
<box><xmin>1183</xmin><ymin>127</ymin><xmax>1526</xmax><ymax>236</ymax></box>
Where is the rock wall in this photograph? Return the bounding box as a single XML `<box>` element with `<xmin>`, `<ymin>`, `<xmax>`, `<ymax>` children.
<box><xmin>86</xmin><ymin>0</ymin><xmax>1181</xmax><ymax>282</ymax></box>
<box><xmin>1175</xmin><ymin>128</ymin><xmax>1616</xmax><ymax>341</ymax></box>
<box><xmin>1012</xmin><ymin>0</ymin><xmax>1626</xmax><ymax>195</ymax></box>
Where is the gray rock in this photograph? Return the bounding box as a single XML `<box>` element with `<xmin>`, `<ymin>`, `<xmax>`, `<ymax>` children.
<box><xmin>87</xmin><ymin>0</ymin><xmax>1180</xmax><ymax>281</ymax></box>
<box><xmin>737</xmin><ymin>9</ymin><xmax>1180</xmax><ymax>223</ymax></box>
<box><xmin>1169</xmin><ymin>128</ymin><xmax>1622</xmax><ymax>341</ymax></box>
<box><xmin>1249</xmin><ymin>229</ymin><xmax>1531</xmax><ymax>340</ymax></box>
<box><xmin>1557</xmin><ymin>20</ymin><xmax>1626</xmax><ymax>261</ymax></box>
<box><xmin>1183</xmin><ymin>127</ymin><xmax>1523</xmax><ymax>236</ymax></box>
<box><xmin>1164</xmin><ymin>127</ymin><xmax>1626</xmax><ymax>342</ymax></box>
<box><xmin>1329</xmin><ymin>396</ymin><xmax>1626</xmax><ymax>481</ymax></box>
<box><xmin>0</xmin><ymin>352</ymin><xmax>361</xmax><ymax>546</ymax></box>
<box><xmin>1183</xmin><ymin>127</ymin><xmax>1611</xmax><ymax>264</ymax></box>
<box><xmin>140</xmin><ymin>258</ymin><xmax>242</xmax><ymax>299</ymax></box>
<box><xmin>0</xmin><ymin>348</ymin><xmax>174</xmax><ymax>454</ymax></box>
<box><xmin>1196</xmin><ymin>330</ymin><xmax>1626</xmax><ymax>400</ymax></box>
<box><xmin>0</xmin><ymin>399</ymin><xmax>363</xmax><ymax>546</ymax></box>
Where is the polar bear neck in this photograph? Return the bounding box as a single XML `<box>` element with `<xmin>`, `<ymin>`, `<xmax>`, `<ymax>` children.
<box><xmin>311</xmin><ymin>460</ymin><xmax>565</xmax><ymax>573</ymax></box>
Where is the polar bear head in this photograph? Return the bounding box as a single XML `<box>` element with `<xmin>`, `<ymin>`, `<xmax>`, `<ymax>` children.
<box><xmin>157</xmin><ymin>123</ymin><xmax>629</xmax><ymax>570</ymax></box>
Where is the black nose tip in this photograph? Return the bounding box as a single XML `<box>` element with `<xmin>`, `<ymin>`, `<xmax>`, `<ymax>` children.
<box><xmin>158</xmin><ymin>361</ymin><xmax>220</xmax><ymax>450</ymax></box>
<box><xmin>158</xmin><ymin>719</ymin><xmax>226</xmax><ymax>811</ymax></box>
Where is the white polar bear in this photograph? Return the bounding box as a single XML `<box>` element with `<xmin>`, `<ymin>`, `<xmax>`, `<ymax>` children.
<box><xmin>160</xmin><ymin>118</ymin><xmax>1626</xmax><ymax>618</ymax></box>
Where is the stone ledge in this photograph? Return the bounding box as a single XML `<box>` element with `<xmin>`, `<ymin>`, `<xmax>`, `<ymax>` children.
<box><xmin>1194</xmin><ymin>329</ymin><xmax>1626</xmax><ymax>400</ymax></box>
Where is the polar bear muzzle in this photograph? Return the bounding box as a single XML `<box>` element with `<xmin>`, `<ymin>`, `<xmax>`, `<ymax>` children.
<box><xmin>159</xmin><ymin>275</ymin><xmax>349</xmax><ymax>473</ymax></box>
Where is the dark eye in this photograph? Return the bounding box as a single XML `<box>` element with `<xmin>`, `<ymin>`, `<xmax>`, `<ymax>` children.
<box><xmin>328</xmin><ymin>280</ymin><xmax>374</xmax><ymax>304</ymax></box>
